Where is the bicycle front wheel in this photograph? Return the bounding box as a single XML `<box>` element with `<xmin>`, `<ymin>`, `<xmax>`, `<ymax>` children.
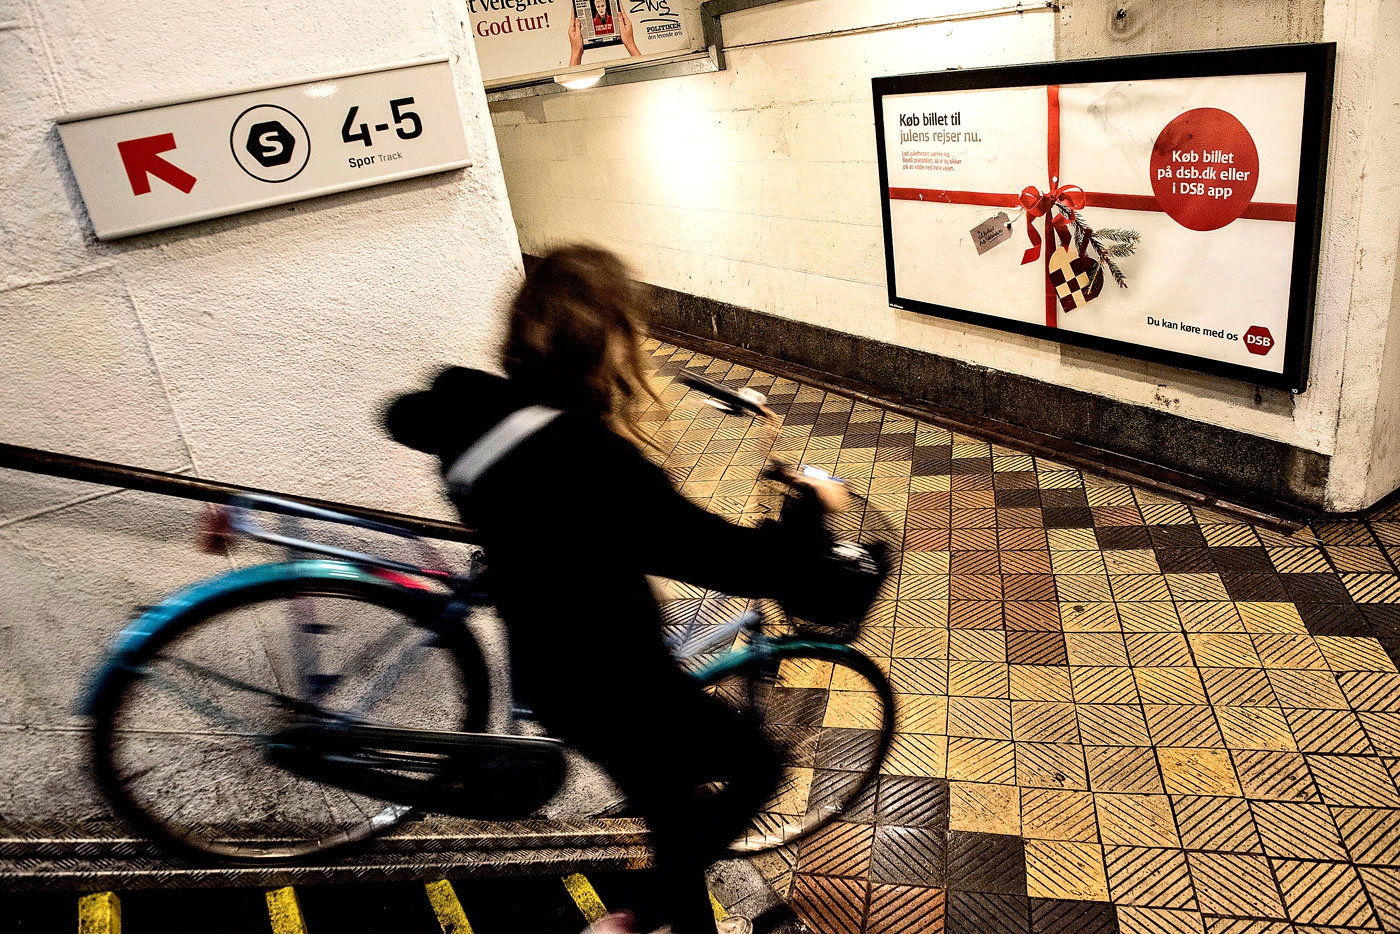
<box><xmin>89</xmin><ymin>576</ymin><xmax>490</xmax><ymax>863</ymax></box>
<box><xmin>697</xmin><ymin>642</ymin><xmax>894</xmax><ymax>855</ymax></box>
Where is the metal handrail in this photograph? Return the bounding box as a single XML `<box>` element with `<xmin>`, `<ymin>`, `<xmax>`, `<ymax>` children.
<box><xmin>0</xmin><ymin>442</ymin><xmax>478</xmax><ymax>544</ymax></box>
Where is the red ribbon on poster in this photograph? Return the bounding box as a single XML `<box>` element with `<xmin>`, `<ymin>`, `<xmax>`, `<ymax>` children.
<box><xmin>1017</xmin><ymin>182</ymin><xmax>1085</xmax><ymax>266</ymax></box>
<box><xmin>887</xmin><ymin>85</ymin><xmax>1298</xmax><ymax>328</ymax></box>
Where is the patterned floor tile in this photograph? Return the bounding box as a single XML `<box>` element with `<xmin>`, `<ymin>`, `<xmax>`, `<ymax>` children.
<box><xmin>948</xmin><ymin>696</ymin><xmax>1013</xmax><ymax>739</ymax></box>
<box><xmin>1306</xmin><ymin>755</ymin><xmax>1400</xmax><ymax>807</ymax></box>
<box><xmin>867</xmin><ymin>883</ymin><xmax>945</xmax><ymax>934</ymax></box>
<box><xmin>877</xmin><ymin>775</ymin><xmax>950</xmax><ymax>829</ymax></box>
<box><xmin>1105</xmin><ymin>846</ymin><xmax>1197</xmax><ymax>908</ymax></box>
<box><xmin>1286</xmin><ymin>708</ymin><xmax>1375</xmax><ymax>754</ymax></box>
<box><xmin>1136</xmin><ymin>667</ymin><xmax>1210</xmax><ymax>705</ymax></box>
<box><xmin>947</xmin><ymin>737</ymin><xmax>1017</xmax><ymax>784</ymax></box>
<box><xmin>1316</xmin><ymin>636</ymin><xmax>1397</xmax><ymax>673</ymax></box>
<box><xmin>1337</xmin><ymin>672</ymin><xmax>1400</xmax><ymax>711</ymax></box>
<box><xmin>1202</xmin><ymin>668</ymin><xmax>1279</xmax><ymax>707</ymax></box>
<box><xmin>1025</xmin><ymin>840</ymin><xmax>1110</xmax><ymax>901</ymax></box>
<box><xmin>1096</xmin><ymin>794</ymin><xmax>1181</xmax><ymax>847</ymax></box>
<box><xmin>1116</xmin><ymin>906</ymin><xmax>1207</xmax><ymax>934</ymax></box>
<box><xmin>949</xmin><ymin>660</ymin><xmax>1011</xmax><ymax>697</ymax></box>
<box><xmin>945</xmin><ymin>890</ymin><xmax>1032</xmax><ymax>934</ymax></box>
<box><xmin>871</xmin><ymin>825</ymin><xmax>945</xmax><ymax>886</ymax></box>
<box><xmin>1330</xmin><ymin>806</ymin><xmax>1400</xmax><ymax>866</ymax></box>
<box><xmin>1361</xmin><ymin>711</ymin><xmax>1400</xmax><ymax>755</ymax></box>
<box><xmin>1158</xmin><ymin>747</ymin><xmax>1242</xmax><ymax>796</ymax></box>
<box><xmin>797</xmin><ymin>820</ymin><xmax>874</xmax><ymax>878</ymax></box>
<box><xmin>790</xmin><ymin>873</ymin><xmax>869</xmax><ymax>934</ymax></box>
<box><xmin>882</xmin><ymin>732</ymin><xmax>948</xmax><ymax>778</ymax></box>
<box><xmin>1250</xmin><ymin>800</ymin><xmax>1350</xmax><ymax>859</ymax></box>
<box><xmin>1073</xmin><ymin>667</ymin><xmax>1142</xmax><ymax>704</ymax></box>
<box><xmin>1268</xmin><ymin>669</ymin><xmax>1350</xmax><ymax>708</ymax></box>
<box><xmin>1088</xmin><ymin>746</ymin><xmax>1166</xmax><ymax>794</ymax></box>
<box><xmin>1185</xmin><ymin>852</ymin><xmax>1288</xmax><ymax>918</ymax></box>
<box><xmin>1011</xmin><ymin>666</ymin><xmax>1076</xmax><ymax>702</ymax></box>
<box><xmin>1078</xmin><ymin>705</ymin><xmax>1153</xmax><ymax>747</ymax></box>
<box><xmin>1030</xmin><ymin>897</ymin><xmax>1121</xmax><ymax>934</ymax></box>
<box><xmin>1200</xmin><ymin>921</ymin><xmax>1290</xmax><ymax>934</ymax></box>
<box><xmin>1173</xmin><ymin>795</ymin><xmax>1264</xmax><ymax>852</ymax></box>
<box><xmin>1145</xmin><ymin>705</ymin><xmax>1226</xmax><ymax>748</ymax></box>
<box><xmin>639</xmin><ymin>342</ymin><xmax>1400</xmax><ymax>932</ymax></box>
<box><xmin>1021</xmin><ymin>788</ymin><xmax>1098</xmax><ymax>841</ymax></box>
<box><xmin>1271</xmin><ymin>859</ymin><xmax>1378</xmax><ymax>927</ymax></box>
<box><xmin>1013</xmin><ymin>701</ymin><xmax>1081</xmax><ymax>744</ymax></box>
<box><xmin>950</xmin><ymin>781</ymin><xmax>1020</xmax><ymax>836</ymax></box>
<box><xmin>1231</xmin><ymin>750</ymin><xmax>1320</xmax><ymax>802</ymax></box>
<box><xmin>1216</xmin><ymin>706</ymin><xmax>1298</xmax><ymax>752</ymax></box>
<box><xmin>1017</xmin><ymin>743</ymin><xmax>1090</xmax><ymax>791</ymax></box>
<box><xmin>945</xmin><ymin>831</ymin><xmax>1027</xmax><ymax>895</ymax></box>
<box><xmin>1358</xmin><ymin>866</ymin><xmax>1400</xmax><ymax>933</ymax></box>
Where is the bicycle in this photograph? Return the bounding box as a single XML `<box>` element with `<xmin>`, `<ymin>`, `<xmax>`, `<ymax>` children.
<box><xmin>82</xmin><ymin>375</ymin><xmax>897</xmax><ymax>865</ymax></box>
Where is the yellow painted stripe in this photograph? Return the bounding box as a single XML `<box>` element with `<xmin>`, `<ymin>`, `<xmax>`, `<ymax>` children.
<box><xmin>425</xmin><ymin>879</ymin><xmax>474</xmax><ymax>934</ymax></box>
<box><xmin>266</xmin><ymin>886</ymin><xmax>310</xmax><ymax>934</ymax></box>
<box><xmin>78</xmin><ymin>892</ymin><xmax>121</xmax><ymax>934</ymax></box>
<box><xmin>709</xmin><ymin>891</ymin><xmax>728</xmax><ymax>922</ymax></box>
<box><xmin>561</xmin><ymin>872</ymin><xmax>608</xmax><ymax>924</ymax></box>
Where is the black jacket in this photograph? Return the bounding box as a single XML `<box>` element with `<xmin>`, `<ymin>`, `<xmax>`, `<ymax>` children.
<box><xmin>384</xmin><ymin>367</ymin><xmax>828</xmax><ymax>722</ymax></box>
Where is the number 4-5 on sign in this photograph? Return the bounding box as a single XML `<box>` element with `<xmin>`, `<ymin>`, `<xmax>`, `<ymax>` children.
<box><xmin>341</xmin><ymin>98</ymin><xmax>423</xmax><ymax>147</ymax></box>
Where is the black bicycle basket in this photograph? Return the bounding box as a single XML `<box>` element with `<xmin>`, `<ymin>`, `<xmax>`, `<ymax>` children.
<box><xmin>782</xmin><ymin>539</ymin><xmax>888</xmax><ymax>643</ymax></box>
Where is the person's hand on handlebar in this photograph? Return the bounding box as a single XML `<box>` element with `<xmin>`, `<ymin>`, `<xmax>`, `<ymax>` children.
<box><xmin>792</xmin><ymin>470</ymin><xmax>851</xmax><ymax>512</ymax></box>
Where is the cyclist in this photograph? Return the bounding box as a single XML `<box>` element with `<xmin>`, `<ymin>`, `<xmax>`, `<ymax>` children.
<box><xmin>385</xmin><ymin>244</ymin><xmax>883</xmax><ymax>934</ymax></box>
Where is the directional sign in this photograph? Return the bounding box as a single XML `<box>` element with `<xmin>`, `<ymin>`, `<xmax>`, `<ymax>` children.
<box><xmin>117</xmin><ymin>134</ymin><xmax>198</xmax><ymax>195</ymax></box>
<box><xmin>57</xmin><ymin>58</ymin><xmax>471</xmax><ymax>240</ymax></box>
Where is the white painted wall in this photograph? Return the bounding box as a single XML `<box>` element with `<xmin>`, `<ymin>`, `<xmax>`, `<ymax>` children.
<box><xmin>0</xmin><ymin>0</ymin><xmax>521</xmax><ymax>817</ymax></box>
<box><xmin>489</xmin><ymin>0</ymin><xmax>1400</xmax><ymax>509</ymax></box>
<box><xmin>1316</xmin><ymin>0</ymin><xmax>1400</xmax><ymax>507</ymax></box>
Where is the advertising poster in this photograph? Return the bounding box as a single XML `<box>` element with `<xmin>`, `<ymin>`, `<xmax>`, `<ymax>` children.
<box><xmin>467</xmin><ymin>0</ymin><xmax>691</xmax><ymax>84</ymax></box>
<box><xmin>873</xmin><ymin>45</ymin><xmax>1333</xmax><ymax>391</ymax></box>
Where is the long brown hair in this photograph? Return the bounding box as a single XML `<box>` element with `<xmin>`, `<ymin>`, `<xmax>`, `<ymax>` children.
<box><xmin>503</xmin><ymin>244</ymin><xmax>660</xmax><ymax>444</ymax></box>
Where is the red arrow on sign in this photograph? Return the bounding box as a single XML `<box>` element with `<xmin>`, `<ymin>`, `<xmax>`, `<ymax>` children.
<box><xmin>117</xmin><ymin>133</ymin><xmax>197</xmax><ymax>195</ymax></box>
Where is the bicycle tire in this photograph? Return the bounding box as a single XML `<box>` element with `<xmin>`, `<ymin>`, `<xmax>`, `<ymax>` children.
<box><xmin>695</xmin><ymin>641</ymin><xmax>894</xmax><ymax>855</ymax></box>
<box><xmin>89</xmin><ymin>574</ymin><xmax>490</xmax><ymax>864</ymax></box>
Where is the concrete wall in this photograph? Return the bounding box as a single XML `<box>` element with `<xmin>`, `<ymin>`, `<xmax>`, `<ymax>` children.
<box><xmin>489</xmin><ymin>0</ymin><xmax>1400</xmax><ymax>510</ymax></box>
<box><xmin>0</xmin><ymin>0</ymin><xmax>521</xmax><ymax>818</ymax></box>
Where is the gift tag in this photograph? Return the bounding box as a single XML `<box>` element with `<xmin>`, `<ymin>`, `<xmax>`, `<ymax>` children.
<box><xmin>970</xmin><ymin>211</ymin><xmax>1013</xmax><ymax>255</ymax></box>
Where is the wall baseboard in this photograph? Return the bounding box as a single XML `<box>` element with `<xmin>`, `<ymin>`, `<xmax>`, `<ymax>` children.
<box><xmin>521</xmin><ymin>254</ymin><xmax>1331</xmax><ymax>518</ymax></box>
<box><xmin>646</xmin><ymin>284</ymin><xmax>1331</xmax><ymax>518</ymax></box>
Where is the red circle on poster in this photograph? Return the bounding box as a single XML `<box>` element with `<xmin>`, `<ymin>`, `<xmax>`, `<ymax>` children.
<box><xmin>1149</xmin><ymin>108</ymin><xmax>1260</xmax><ymax>231</ymax></box>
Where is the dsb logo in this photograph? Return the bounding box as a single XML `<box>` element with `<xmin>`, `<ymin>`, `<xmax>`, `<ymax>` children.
<box><xmin>1244</xmin><ymin>325</ymin><xmax>1274</xmax><ymax>356</ymax></box>
<box><xmin>246</xmin><ymin>121</ymin><xmax>296</xmax><ymax>167</ymax></box>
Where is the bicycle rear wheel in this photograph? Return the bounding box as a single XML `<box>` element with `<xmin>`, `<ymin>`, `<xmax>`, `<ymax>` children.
<box><xmin>89</xmin><ymin>577</ymin><xmax>490</xmax><ymax>863</ymax></box>
<box><xmin>696</xmin><ymin>642</ymin><xmax>894</xmax><ymax>855</ymax></box>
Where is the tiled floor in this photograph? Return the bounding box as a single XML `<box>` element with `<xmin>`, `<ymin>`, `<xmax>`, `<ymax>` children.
<box><xmin>637</xmin><ymin>338</ymin><xmax>1400</xmax><ymax>934</ymax></box>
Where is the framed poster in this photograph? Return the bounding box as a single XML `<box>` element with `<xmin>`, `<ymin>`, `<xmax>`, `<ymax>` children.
<box><xmin>467</xmin><ymin>0</ymin><xmax>693</xmax><ymax>85</ymax></box>
<box><xmin>872</xmin><ymin>44</ymin><xmax>1334</xmax><ymax>392</ymax></box>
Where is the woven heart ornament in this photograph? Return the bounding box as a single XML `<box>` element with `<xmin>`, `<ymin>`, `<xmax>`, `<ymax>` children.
<box><xmin>1047</xmin><ymin>245</ymin><xmax>1103</xmax><ymax>313</ymax></box>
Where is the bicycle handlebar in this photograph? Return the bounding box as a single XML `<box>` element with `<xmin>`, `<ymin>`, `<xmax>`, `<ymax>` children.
<box><xmin>676</xmin><ymin>372</ymin><xmax>773</xmax><ymax>419</ymax></box>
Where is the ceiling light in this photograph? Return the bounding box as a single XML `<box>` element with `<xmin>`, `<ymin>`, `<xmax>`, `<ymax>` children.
<box><xmin>555</xmin><ymin>68</ymin><xmax>606</xmax><ymax>90</ymax></box>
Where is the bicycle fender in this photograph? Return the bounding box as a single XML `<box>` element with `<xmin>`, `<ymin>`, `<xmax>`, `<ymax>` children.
<box><xmin>688</xmin><ymin>637</ymin><xmax>869</xmax><ymax>684</ymax></box>
<box><xmin>78</xmin><ymin>560</ymin><xmax>444</xmax><ymax>715</ymax></box>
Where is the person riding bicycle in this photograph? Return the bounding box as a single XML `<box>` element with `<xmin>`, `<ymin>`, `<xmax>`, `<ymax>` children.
<box><xmin>384</xmin><ymin>244</ymin><xmax>884</xmax><ymax>934</ymax></box>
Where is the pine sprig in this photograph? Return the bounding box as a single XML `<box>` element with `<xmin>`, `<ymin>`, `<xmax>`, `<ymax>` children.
<box><xmin>1056</xmin><ymin>206</ymin><xmax>1139</xmax><ymax>289</ymax></box>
